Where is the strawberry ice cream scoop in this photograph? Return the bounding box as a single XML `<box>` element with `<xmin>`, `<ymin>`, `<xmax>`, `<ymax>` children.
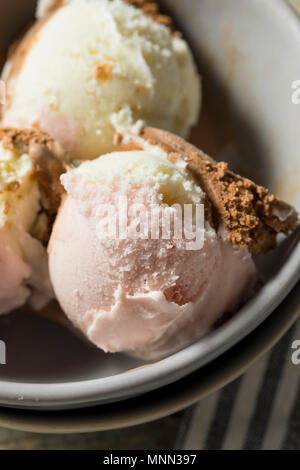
<box><xmin>0</xmin><ymin>128</ymin><xmax>67</xmax><ymax>315</ymax></box>
<box><xmin>0</xmin><ymin>231</ymin><xmax>31</xmax><ymax>315</ymax></box>
<box><xmin>48</xmin><ymin>141</ymin><xmax>259</xmax><ymax>360</ymax></box>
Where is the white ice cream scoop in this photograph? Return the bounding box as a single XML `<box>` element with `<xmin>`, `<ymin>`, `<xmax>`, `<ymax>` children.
<box><xmin>2</xmin><ymin>0</ymin><xmax>201</xmax><ymax>160</ymax></box>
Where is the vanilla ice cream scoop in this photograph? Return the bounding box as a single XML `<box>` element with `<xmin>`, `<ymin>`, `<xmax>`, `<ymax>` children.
<box><xmin>2</xmin><ymin>0</ymin><xmax>201</xmax><ymax>161</ymax></box>
<box><xmin>0</xmin><ymin>128</ymin><xmax>67</xmax><ymax>315</ymax></box>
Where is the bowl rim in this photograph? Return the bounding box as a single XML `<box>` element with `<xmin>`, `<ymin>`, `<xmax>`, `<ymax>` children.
<box><xmin>0</xmin><ymin>238</ymin><xmax>298</xmax><ymax>410</ymax></box>
<box><xmin>0</xmin><ymin>281</ymin><xmax>299</xmax><ymax>432</ymax></box>
<box><xmin>0</xmin><ymin>0</ymin><xmax>300</xmax><ymax>410</ymax></box>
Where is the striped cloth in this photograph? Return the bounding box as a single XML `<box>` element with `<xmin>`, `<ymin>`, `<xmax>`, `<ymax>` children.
<box><xmin>177</xmin><ymin>321</ymin><xmax>300</xmax><ymax>450</ymax></box>
<box><xmin>177</xmin><ymin>0</ymin><xmax>300</xmax><ymax>451</ymax></box>
<box><xmin>0</xmin><ymin>323</ymin><xmax>298</xmax><ymax>450</ymax></box>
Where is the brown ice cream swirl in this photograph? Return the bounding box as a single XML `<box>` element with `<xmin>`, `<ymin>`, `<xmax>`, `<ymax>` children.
<box><xmin>0</xmin><ymin>127</ymin><xmax>68</xmax><ymax>244</ymax></box>
<box><xmin>117</xmin><ymin>127</ymin><xmax>299</xmax><ymax>254</ymax></box>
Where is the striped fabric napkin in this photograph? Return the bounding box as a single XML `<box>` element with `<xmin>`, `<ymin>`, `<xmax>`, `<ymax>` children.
<box><xmin>0</xmin><ymin>320</ymin><xmax>298</xmax><ymax>449</ymax></box>
<box><xmin>0</xmin><ymin>320</ymin><xmax>298</xmax><ymax>450</ymax></box>
<box><xmin>177</xmin><ymin>321</ymin><xmax>300</xmax><ymax>450</ymax></box>
<box><xmin>176</xmin><ymin>0</ymin><xmax>300</xmax><ymax>451</ymax></box>
<box><xmin>129</xmin><ymin>0</ymin><xmax>300</xmax><ymax>452</ymax></box>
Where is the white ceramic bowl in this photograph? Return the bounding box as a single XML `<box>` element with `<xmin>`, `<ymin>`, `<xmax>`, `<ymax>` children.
<box><xmin>0</xmin><ymin>282</ymin><xmax>299</xmax><ymax>433</ymax></box>
<box><xmin>0</xmin><ymin>0</ymin><xmax>299</xmax><ymax>411</ymax></box>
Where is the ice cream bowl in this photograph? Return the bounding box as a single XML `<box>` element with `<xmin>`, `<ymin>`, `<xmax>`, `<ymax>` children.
<box><xmin>0</xmin><ymin>0</ymin><xmax>299</xmax><ymax>412</ymax></box>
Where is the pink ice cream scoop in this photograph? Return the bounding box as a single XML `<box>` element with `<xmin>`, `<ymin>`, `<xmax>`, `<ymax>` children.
<box><xmin>0</xmin><ymin>231</ymin><xmax>31</xmax><ymax>315</ymax></box>
<box><xmin>48</xmin><ymin>127</ymin><xmax>298</xmax><ymax>360</ymax></box>
<box><xmin>48</xmin><ymin>128</ymin><xmax>298</xmax><ymax>360</ymax></box>
<box><xmin>48</xmin><ymin>131</ymin><xmax>264</xmax><ymax>360</ymax></box>
<box><xmin>49</xmin><ymin>194</ymin><xmax>256</xmax><ymax>360</ymax></box>
<box><xmin>0</xmin><ymin>127</ymin><xmax>67</xmax><ymax>316</ymax></box>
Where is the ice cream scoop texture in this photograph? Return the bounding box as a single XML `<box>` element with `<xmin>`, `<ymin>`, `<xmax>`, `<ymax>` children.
<box><xmin>2</xmin><ymin>0</ymin><xmax>201</xmax><ymax>160</ymax></box>
<box><xmin>48</xmin><ymin>137</ymin><xmax>257</xmax><ymax>360</ymax></box>
<box><xmin>0</xmin><ymin>128</ymin><xmax>67</xmax><ymax>315</ymax></box>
